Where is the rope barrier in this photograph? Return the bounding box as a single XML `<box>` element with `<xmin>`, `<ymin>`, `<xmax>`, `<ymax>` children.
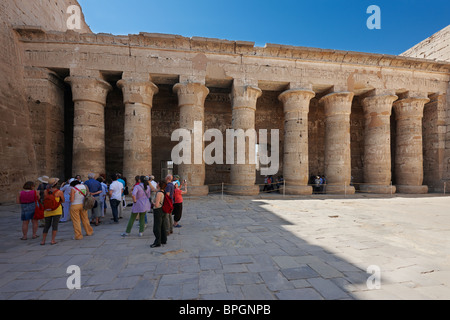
<box><xmin>182</xmin><ymin>180</ymin><xmax>450</xmax><ymax>198</ymax></box>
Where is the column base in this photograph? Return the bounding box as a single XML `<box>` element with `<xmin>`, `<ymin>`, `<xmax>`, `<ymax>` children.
<box><xmin>325</xmin><ymin>185</ymin><xmax>356</xmax><ymax>195</ymax></box>
<box><xmin>360</xmin><ymin>184</ymin><xmax>396</xmax><ymax>194</ymax></box>
<box><xmin>227</xmin><ymin>185</ymin><xmax>260</xmax><ymax>196</ymax></box>
<box><xmin>185</xmin><ymin>185</ymin><xmax>209</xmax><ymax>196</ymax></box>
<box><xmin>284</xmin><ymin>185</ymin><xmax>312</xmax><ymax>195</ymax></box>
<box><xmin>396</xmin><ymin>185</ymin><xmax>428</xmax><ymax>194</ymax></box>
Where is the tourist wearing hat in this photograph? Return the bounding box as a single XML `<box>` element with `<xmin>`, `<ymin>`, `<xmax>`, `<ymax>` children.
<box><xmin>41</xmin><ymin>178</ymin><xmax>64</xmax><ymax>245</ymax></box>
<box><xmin>36</xmin><ymin>176</ymin><xmax>49</xmax><ymax>227</ymax></box>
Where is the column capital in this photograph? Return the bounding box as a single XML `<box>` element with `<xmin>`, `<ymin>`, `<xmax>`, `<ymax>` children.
<box><xmin>320</xmin><ymin>91</ymin><xmax>354</xmax><ymax>117</ymax></box>
<box><xmin>393</xmin><ymin>95</ymin><xmax>430</xmax><ymax>120</ymax></box>
<box><xmin>231</xmin><ymin>84</ymin><xmax>262</xmax><ymax>111</ymax></box>
<box><xmin>278</xmin><ymin>89</ymin><xmax>315</xmax><ymax>113</ymax></box>
<box><xmin>117</xmin><ymin>79</ymin><xmax>158</xmax><ymax>107</ymax></box>
<box><xmin>65</xmin><ymin>76</ymin><xmax>112</xmax><ymax>106</ymax></box>
<box><xmin>173</xmin><ymin>82</ymin><xmax>209</xmax><ymax>107</ymax></box>
<box><xmin>362</xmin><ymin>94</ymin><xmax>398</xmax><ymax>116</ymax></box>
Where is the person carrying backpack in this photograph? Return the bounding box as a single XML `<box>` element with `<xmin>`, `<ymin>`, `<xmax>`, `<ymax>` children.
<box><xmin>41</xmin><ymin>178</ymin><xmax>64</xmax><ymax>245</ymax></box>
<box><xmin>150</xmin><ymin>181</ymin><xmax>169</xmax><ymax>248</ymax></box>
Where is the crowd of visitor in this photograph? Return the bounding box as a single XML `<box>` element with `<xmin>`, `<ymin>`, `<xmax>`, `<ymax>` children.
<box><xmin>16</xmin><ymin>173</ymin><xmax>187</xmax><ymax>248</ymax></box>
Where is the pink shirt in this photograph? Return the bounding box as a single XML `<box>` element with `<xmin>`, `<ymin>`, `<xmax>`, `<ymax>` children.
<box><xmin>20</xmin><ymin>190</ymin><xmax>35</xmax><ymax>204</ymax></box>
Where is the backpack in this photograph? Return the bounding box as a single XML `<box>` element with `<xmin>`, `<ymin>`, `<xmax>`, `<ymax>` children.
<box><xmin>43</xmin><ymin>189</ymin><xmax>61</xmax><ymax>211</ymax></box>
<box><xmin>161</xmin><ymin>191</ymin><xmax>174</xmax><ymax>214</ymax></box>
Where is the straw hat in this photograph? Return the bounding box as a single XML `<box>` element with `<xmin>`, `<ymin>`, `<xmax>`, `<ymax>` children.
<box><xmin>48</xmin><ymin>177</ymin><xmax>60</xmax><ymax>186</ymax></box>
<box><xmin>38</xmin><ymin>176</ymin><xmax>49</xmax><ymax>183</ymax></box>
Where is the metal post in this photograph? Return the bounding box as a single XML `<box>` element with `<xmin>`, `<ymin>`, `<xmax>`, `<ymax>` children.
<box><xmin>283</xmin><ymin>179</ymin><xmax>285</xmax><ymax>198</ymax></box>
<box><xmin>221</xmin><ymin>182</ymin><xmax>224</xmax><ymax>200</ymax></box>
<box><xmin>444</xmin><ymin>181</ymin><xmax>446</xmax><ymax>195</ymax></box>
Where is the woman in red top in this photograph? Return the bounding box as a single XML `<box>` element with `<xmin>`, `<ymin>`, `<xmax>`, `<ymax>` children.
<box><xmin>173</xmin><ymin>180</ymin><xmax>187</xmax><ymax>228</ymax></box>
<box><xmin>16</xmin><ymin>181</ymin><xmax>39</xmax><ymax>240</ymax></box>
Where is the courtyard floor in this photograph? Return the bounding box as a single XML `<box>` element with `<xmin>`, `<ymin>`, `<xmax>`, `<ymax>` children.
<box><xmin>1</xmin><ymin>193</ymin><xmax>449</xmax><ymax>300</ymax></box>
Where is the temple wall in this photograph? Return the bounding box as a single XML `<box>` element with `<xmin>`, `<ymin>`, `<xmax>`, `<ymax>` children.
<box><xmin>0</xmin><ymin>0</ymin><xmax>89</xmax><ymax>203</ymax></box>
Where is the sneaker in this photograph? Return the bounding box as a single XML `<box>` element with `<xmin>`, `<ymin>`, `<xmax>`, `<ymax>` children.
<box><xmin>138</xmin><ymin>233</ymin><xmax>144</xmax><ymax>237</ymax></box>
<box><xmin>174</xmin><ymin>224</ymin><xmax>182</xmax><ymax>228</ymax></box>
<box><xmin>120</xmin><ymin>232</ymin><xmax>129</xmax><ymax>237</ymax></box>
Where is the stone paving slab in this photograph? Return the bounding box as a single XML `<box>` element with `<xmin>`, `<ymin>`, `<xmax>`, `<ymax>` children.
<box><xmin>1</xmin><ymin>193</ymin><xmax>450</xmax><ymax>300</ymax></box>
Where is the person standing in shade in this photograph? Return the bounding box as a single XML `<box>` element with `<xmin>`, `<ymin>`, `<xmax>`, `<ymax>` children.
<box><xmin>121</xmin><ymin>176</ymin><xmax>151</xmax><ymax>237</ymax></box>
<box><xmin>109</xmin><ymin>174</ymin><xmax>123</xmax><ymax>223</ymax></box>
<box><xmin>60</xmin><ymin>178</ymin><xmax>74</xmax><ymax>223</ymax></box>
<box><xmin>41</xmin><ymin>178</ymin><xmax>64</xmax><ymax>245</ymax></box>
<box><xmin>84</xmin><ymin>173</ymin><xmax>102</xmax><ymax>226</ymax></box>
<box><xmin>36</xmin><ymin>175</ymin><xmax>49</xmax><ymax>227</ymax></box>
<box><xmin>69</xmin><ymin>179</ymin><xmax>93</xmax><ymax>240</ymax></box>
<box><xmin>117</xmin><ymin>173</ymin><xmax>126</xmax><ymax>219</ymax></box>
<box><xmin>173</xmin><ymin>180</ymin><xmax>187</xmax><ymax>228</ymax></box>
<box><xmin>96</xmin><ymin>176</ymin><xmax>107</xmax><ymax>222</ymax></box>
<box><xmin>150</xmin><ymin>181</ymin><xmax>168</xmax><ymax>248</ymax></box>
<box><xmin>164</xmin><ymin>175</ymin><xmax>175</xmax><ymax>235</ymax></box>
<box><xmin>17</xmin><ymin>181</ymin><xmax>39</xmax><ymax>240</ymax></box>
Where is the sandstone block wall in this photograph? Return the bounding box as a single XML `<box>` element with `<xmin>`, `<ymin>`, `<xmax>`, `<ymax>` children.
<box><xmin>0</xmin><ymin>0</ymin><xmax>89</xmax><ymax>203</ymax></box>
<box><xmin>401</xmin><ymin>25</ymin><xmax>450</xmax><ymax>62</ymax></box>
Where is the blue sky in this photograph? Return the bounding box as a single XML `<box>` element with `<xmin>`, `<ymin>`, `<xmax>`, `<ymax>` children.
<box><xmin>78</xmin><ymin>0</ymin><xmax>449</xmax><ymax>55</ymax></box>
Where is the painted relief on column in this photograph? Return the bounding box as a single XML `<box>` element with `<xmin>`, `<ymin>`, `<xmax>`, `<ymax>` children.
<box><xmin>320</xmin><ymin>91</ymin><xmax>356</xmax><ymax>194</ymax></box>
<box><xmin>229</xmin><ymin>82</ymin><xmax>262</xmax><ymax>196</ymax></box>
<box><xmin>117</xmin><ymin>77</ymin><xmax>158</xmax><ymax>182</ymax></box>
<box><xmin>65</xmin><ymin>74</ymin><xmax>112</xmax><ymax>179</ymax></box>
<box><xmin>278</xmin><ymin>87</ymin><xmax>315</xmax><ymax>195</ymax></box>
<box><xmin>173</xmin><ymin>82</ymin><xmax>210</xmax><ymax>196</ymax></box>
<box><xmin>360</xmin><ymin>93</ymin><xmax>397</xmax><ymax>194</ymax></box>
<box><xmin>393</xmin><ymin>92</ymin><xmax>430</xmax><ymax>194</ymax></box>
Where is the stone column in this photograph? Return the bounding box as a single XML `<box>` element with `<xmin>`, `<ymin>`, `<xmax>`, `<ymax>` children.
<box><xmin>229</xmin><ymin>83</ymin><xmax>262</xmax><ymax>195</ymax></box>
<box><xmin>320</xmin><ymin>91</ymin><xmax>355</xmax><ymax>194</ymax></box>
<box><xmin>65</xmin><ymin>75</ymin><xmax>112</xmax><ymax>179</ymax></box>
<box><xmin>278</xmin><ymin>88</ymin><xmax>315</xmax><ymax>195</ymax></box>
<box><xmin>117</xmin><ymin>79</ymin><xmax>158</xmax><ymax>182</ymax></box>
<box><xmin>393</xmin><ymin>93</ymin><xmax>430</xmax><ymax>194</ymax></box>
<box><xmin>173</xmin><ymin>82</ymin><xmax>210</xmax><ymax>196</ymax></box>
<box><xmin>360</xmin><ymin>93</ymin><xmax>397</xmax><ymax>194</ymax></box>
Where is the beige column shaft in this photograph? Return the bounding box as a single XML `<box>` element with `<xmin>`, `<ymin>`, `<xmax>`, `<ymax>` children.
<box><xmin>229</xmin><ymin>84</ymin><xmax>262</xmax><ymax>195</ymax></box>
<box><xmin>117</xmin><ymin>79</ymin><xmax>158</xmax><ymax>182</ymax></box>
<box><xmin>279</xmin><ymin>89</ymin><xmax>315</xmax><ymax>195</ymax></box>
<box><xmin>361</xmin><ymin>94</ymin><xmax>397</xmax><ymax>194</ymax></box>
<box><xmin>320</xmin><ymin>92</ymin><xmax>355</xmax><ymax>194</ymax></box>
<box><xmin>173</xmin><ymin>82</ymin><xmax>209</xmax><ymax>196</ymax></box>
<box><xmin>394</xmin><ymin>95</ymin><xmax>430</xmax><ymax>194</ymax></box>
<box><xmin>65</xmin><ymin>76</ymin><xmax>112</xmax><ymax>179</ymax></box>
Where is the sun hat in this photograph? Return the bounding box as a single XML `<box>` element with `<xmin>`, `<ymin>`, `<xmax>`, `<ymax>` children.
<box><xmin>38</xmin><ymin>176</ymin><xmax>49</xmax><ymax>183</ymax></box>
<box><xmin>48</xmin><ymin>177</ymin><xmax>60</xmax><ymax>187</ymax></box>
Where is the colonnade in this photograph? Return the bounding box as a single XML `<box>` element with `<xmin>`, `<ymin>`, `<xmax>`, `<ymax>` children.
<box><xmin>64</xmin><ymin>73</ymin><xmax>430</xmax><ymax>195</ymax></box>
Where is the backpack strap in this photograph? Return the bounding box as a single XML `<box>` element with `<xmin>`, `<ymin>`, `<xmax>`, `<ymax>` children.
<box><xmin>74</xmin><ymin>186</ymin><xmax>86</xmax><ymax>197</ymax></box>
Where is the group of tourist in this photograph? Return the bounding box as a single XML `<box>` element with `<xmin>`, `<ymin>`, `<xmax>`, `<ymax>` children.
<box><xmin>310</xmin><ymin>175</ymin><xmax>327</xmax><ymax>193</ymax></box>
<box><xmin>16</xmin><ymin>173</ymin><xmax>187</xmax><ymax>248</ymax></box>
<box><xmin>262</xmin><ymin>175</ymin><xmax>284</xmax><ymax>193</ymax></box>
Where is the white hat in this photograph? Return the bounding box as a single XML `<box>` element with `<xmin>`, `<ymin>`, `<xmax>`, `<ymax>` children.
<box><xmin>38</xmin><ymin>176</ymin><xmax>49</xmax><ymax>183</ymax></box>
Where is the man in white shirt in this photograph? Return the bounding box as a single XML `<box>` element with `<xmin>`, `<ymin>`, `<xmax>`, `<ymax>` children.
<box><xmin>109</xmin><ymin>174</ymin><xmax>123</xmax><ymax>223</ymax></box>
